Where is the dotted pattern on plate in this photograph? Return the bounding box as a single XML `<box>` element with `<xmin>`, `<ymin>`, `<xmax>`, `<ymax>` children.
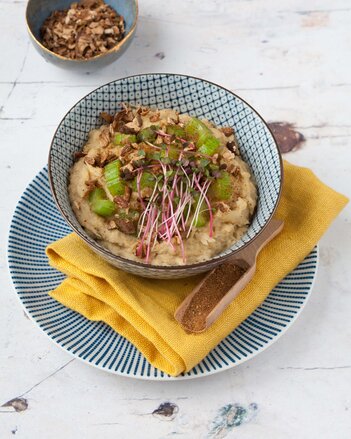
<box><xmin>8</xmin><ymin>167</ymin><xmax>318</xmax><ymax>380</ymax></box>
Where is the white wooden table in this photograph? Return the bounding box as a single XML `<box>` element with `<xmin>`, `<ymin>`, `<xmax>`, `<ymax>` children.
<box><xmin>1</xmin><ymin>1</ymin><xmax>350</xmax><ymax>437</ymax></box>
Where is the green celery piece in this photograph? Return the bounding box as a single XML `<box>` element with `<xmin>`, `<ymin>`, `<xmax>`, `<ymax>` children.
<box><xmin>104</xmin><ymin>160</ymin><xmax>125</xmax><ymax>196</ymax></box>
<box><xmin>208</xmin><ymin>171</ymin><xmax>233</xmax><ymax>200</ymax></box>
<box><xmin>185</xmin><ymin>117</ymin><xmax>220</xmax><ymax>155</ymax></box>
<box><xmin>89</xmin><ymin>188</ymin><xmax>116</xmax><ymax>217</ymax></box>
<box><xmin>106</xmin><ymin>179</ymin><xmax>125</xmax><ymax>197</ymax></box>
<box><xmin>166</xmin><ymin>124</ymin><xmax>186</xmax><ymax>138</ymax></box>
<box><xmin>104</xmin><ymin>159</ymin><xmax>122</xmax><ymax>179</ymax></box>
<box><xmin>137</xmin><ymin>126</ymin><xmax>158</xmax><ymax>143</ymax></box>
<box><xmin>198</xmin><ymin>136</ymin><xmax>220</xmax><ymax>156</ymax></box>
<box><xmin>185</xmin><ymin>117</ymin><xmax>212</xmax><ymax>144</ymax></box>
<box><xmin>114</xmin><ymin>133</ymin><xmax>137</xmax><ymax>145</ymax></box>
<box><xmin>89</xmin><ymin>187</ymin><xmax>105</xmax><ymax>204</ymax></box>
<box><xmin>91</xmin><ymin>199</ymin><xmax>116</xmax><ymax>217</ymax></box>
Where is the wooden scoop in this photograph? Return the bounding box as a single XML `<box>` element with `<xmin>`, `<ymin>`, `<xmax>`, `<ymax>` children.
<box><xmin>175</xmin><ymin>219</ymin><xmax>284</xmax><ymax>333</ymax></box>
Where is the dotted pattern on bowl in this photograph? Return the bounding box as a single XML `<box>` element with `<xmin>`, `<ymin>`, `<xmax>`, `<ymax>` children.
<box><xmin>49</xmin><ymin>74</ymin><xmax>282</xmax><ymax>278</ymax></box>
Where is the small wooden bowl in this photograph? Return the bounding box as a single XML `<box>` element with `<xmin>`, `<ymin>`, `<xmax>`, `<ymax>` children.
<box><xmin>26</xmin><ymin>0</ymin><xmax>138</xmax><ymax>69</ymax></box>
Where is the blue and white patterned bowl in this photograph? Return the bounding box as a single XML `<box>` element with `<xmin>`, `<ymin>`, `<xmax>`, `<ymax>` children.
<box><xmin>26</xmin><ymin>0</ymin><xmax>138</xmax><ymax>68</ymax></box>
<box><xmin>49</xmin><ymin>74</ymin><xmax>283</xmax><ymax>278</ymax></box>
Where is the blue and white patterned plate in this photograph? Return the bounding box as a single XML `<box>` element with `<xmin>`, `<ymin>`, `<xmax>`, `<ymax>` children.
<box><xmin>8</xmin><ymin>167</ymin><xmax>318</xmax><ymax>380</ymax></box>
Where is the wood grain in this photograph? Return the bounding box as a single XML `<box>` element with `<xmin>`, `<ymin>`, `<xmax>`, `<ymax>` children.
<box><xmin>0</xmin><ymin>0</ymin><xmax>350</xmax><ymax>437</ymax></box>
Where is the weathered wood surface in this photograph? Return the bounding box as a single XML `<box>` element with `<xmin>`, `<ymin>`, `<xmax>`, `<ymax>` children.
<box><xmin>0</xmin><ymin>0</ymin><xmax>350</xmax><ymax>437</ymax></box>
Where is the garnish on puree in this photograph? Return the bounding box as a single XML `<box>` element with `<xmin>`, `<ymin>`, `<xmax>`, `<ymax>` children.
<box><xmin>68</xmin><ymin>105</ymin><xmax>257</xmax><ymax>265</ymax></box>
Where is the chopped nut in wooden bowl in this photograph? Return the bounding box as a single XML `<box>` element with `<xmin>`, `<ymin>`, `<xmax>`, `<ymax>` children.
<box><xmin>26</xmin><ymin>0</ymin><xmax>138</xmax><ymax>67</ymax></box>
<box><xmin>41</xmin><ymin>0</ymin><xmax>125</xmax><ymax>60</ymax></box>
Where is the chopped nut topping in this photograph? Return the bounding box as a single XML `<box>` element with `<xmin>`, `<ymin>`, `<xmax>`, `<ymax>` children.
<box><xmin>149</xmin><ymin>112</ymin><xmax>160</xmax><ymax>123</ymax></box>
<box><xmin>232</xmin><ymin>166</ymin><xmax>242</xmax><ymax>178</ymax></box>
<box><xmin>112</xmin><ymin>106</ymin><xmax>136</xmax><ymax>133</ymax></box>
<box><xmin>172</xmin><ymin>114</ymin><xmax>180</xmax><ymax>124</ymax></box>
<box><xmin>100</xmin><ymin>112</ymin><xmax>113</xmax><ymax>123</ymax></box>
<box><xmin>74</xmin><ymin>151</ymin><xmax>87</xmax><ymax>160</ymax></box>
<box><xmin>114</xmin><ymin>185</ymin><xmax>132</xmax><ymax>208</ymax></box>
<box><xmin>120</xmin><ymin>145</ymin><xmax>133</xmax><ymax>156</ymax></box>
<box><xmin>98</xmin><ymin>149</ymin><xmax>109</xmax><ymax>166</ymax></box>
<box><xmin>103</xmin><ymin>153</ymin><xmax>117</xmax><ymax>166</ymax></box>
<box><xmin>115</xmin><ymin>218</ymin><xmax>136</xmax><ymax>235</ymax></box>
<box><xmin>216</xmin><ymin>202</ymin><xmax>230</xmax><ymax>213</ymax></box>
<box><xmin>109</xmin><ymin>124</ymin><xmax>116</xmax><ymax>136</ymax></box>
<box><xmin>125</xmin><ymin>117</ymin><xmax>142</xmax><ymax>133</ymax></box>
<box><xmin>107</xmin><ymin>220</ymin><xmax>117</xmax><ymax>230</ymax></box>
<box><xmin>40</xmin><ymin>0</ymin><xmax>125</xmax><ymax>60</ymax></box>
<box><xmin>183</xmin><ymin>143</ymin><xmax>196</xmax><ymax>152</ymax></box>
<box><xmin>139</xmin><ymin>107</ymin><xmax>150</xmax><ymax>116</ymax></box>
<box><xmin>226</xmin><ymin>140</ymin><xmax>239</xmax><ymax>155</ymax></box>
<box><xmin>84</xmin><ymin>179</ymin><xmax>96</xmax><ymax>194</ymax></box>
<box><xmin>114</xmin><ymin>196</ymin><xmax>129</xmax><ymax>209</ymax></box>
<box><xmin>120</xmin><ymin>124</ymin><xmax>138</xmax><ymax>134</ymax></box>
<box><xmin>121</xmin><ymin>163</ymin><xmax>134</xmax><ymax>174</ymax></box>
<box><xmin>221</xmin><ymin>127</ymin><xmax>234</xmax><ymax>137</ymax></box>
<box><xmin>84</xmin><ymin>156</ymin><xmax>95</xmax><ymax>165</ymax></box>
<box><xmin>136</xmin><ymin>113</ymin><xmax>143</xmax><ymax>128</ymax></box>
<box><xmin>99</xmin><ymin>127</ymin><xmax>111</xmax><ymax>147</ymax></box>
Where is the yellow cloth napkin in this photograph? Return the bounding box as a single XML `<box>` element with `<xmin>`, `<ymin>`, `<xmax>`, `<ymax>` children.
<box><xmin>46</xmin><ymin>161</ymin><xmax>348</xmax><ymax>376</ymax></box>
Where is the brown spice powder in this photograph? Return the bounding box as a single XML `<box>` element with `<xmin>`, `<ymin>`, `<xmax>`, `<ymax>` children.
<box><xmin>181</xmin><ymin>263</ymin><xmax>246</xmax><ymax>332</ymax></box>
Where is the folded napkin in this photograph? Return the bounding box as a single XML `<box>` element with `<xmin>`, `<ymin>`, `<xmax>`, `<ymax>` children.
<box><xmin>46</xmin><ymin>161</ymin><xmax>348</xmax><ymax>376</ymax></box>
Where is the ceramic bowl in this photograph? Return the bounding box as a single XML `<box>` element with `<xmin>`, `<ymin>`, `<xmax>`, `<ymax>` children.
<box><xmin>26</xmin><ymin>0</ymin><xmax>138</xmax><ymax>68</ymax></box>
<box><xmin>48</xmin><ymin>74</ymin><xmax>283</xmax><ymax>279</ymax></box>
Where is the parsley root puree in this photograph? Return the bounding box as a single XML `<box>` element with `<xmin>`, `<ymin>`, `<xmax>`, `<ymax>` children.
<box><xmin>68</xmin><ymin>105</ymin><xmax>257</xmax><ymax>265</ymax></box>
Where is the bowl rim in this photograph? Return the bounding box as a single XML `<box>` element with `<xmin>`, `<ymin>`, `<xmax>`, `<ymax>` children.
<box><xmin>48</xmin><ymin>73</ymin><xmax>284</xmax><ymax>271</ymax></box>
<box><xmin>25</xmin><ymin>0</ymin><xmax>138</xmax><ymax>63</ymax></box>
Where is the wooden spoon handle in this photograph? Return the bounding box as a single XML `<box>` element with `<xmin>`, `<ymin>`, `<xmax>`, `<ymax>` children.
<box><xmin>174</xmin><ymin>219</ymin><xmax>284</xmax><ymax>333</ymax></box>
<box><xmin>236</xmin><ymin>218</ymin><xmax>284</xmax><ymax>266</ymax></box>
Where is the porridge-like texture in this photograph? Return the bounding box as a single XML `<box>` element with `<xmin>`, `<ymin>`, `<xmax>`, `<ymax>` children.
<box><xmin>69</xmin><ymin>105</ymin><xmax>257</xmax><ymax>265</ymax></box>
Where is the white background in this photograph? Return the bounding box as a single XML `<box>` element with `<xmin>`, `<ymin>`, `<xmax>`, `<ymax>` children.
<box><xmin>0</xmin><ymin>0</ymin><xmax>350</xmax><ymax>438</ymax></box>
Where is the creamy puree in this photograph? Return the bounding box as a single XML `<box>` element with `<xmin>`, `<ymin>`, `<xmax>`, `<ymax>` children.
<box><xmin>69</xmin><ymin>107</ymin><xmax>257</xmax><ymax>265</ymax></box>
